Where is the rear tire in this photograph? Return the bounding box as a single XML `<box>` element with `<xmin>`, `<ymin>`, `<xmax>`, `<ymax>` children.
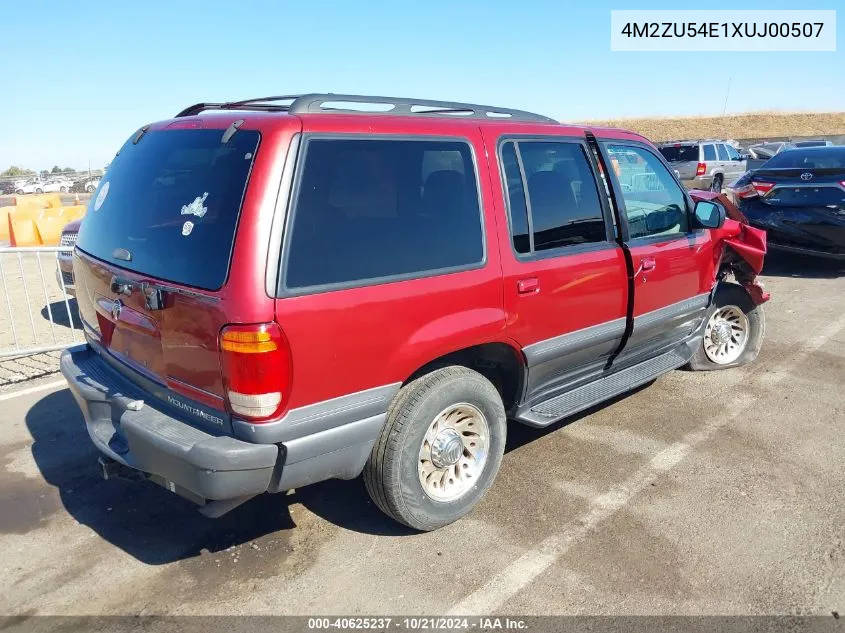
<box><xmin>364</xmin><ymin>366</ymin><xmax>507</xmax><ymax>531</ymax></box>
<box><xmin>15</xmin><ymin>189</ymin><xmax>23</xmax><ymax>195</ymax></box>
<box><xmin>710</xmin><ymin>174</ymin><xmax>723</xmax><ymax>193</ymax></box>
<box><xmin>60</xmin><ymin>186</ymin><xmax>67</xmax><ymax>193</ymax></box>
<box><xmin>35</xmin><ymin>188</ymin><xmax>43</xmax><ymax>194</ymax></box>
<box><xmin>687</xmin><ymin>282</ymin><xmax>765</xmax><ymax>371</ymax></box>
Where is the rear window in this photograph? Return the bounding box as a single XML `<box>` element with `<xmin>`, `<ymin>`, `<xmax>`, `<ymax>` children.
<box><xmin>763</xmin><ymin>147</ymin><xmax>845</xmax><ymax>169</ymax></box>
<box><xmin>702</xmin><ymin>145</ymin><xmax>716</xmax><ymax>161</ymax></box>
<box><xmin>284</xmin><ymin>138</ymin><xmax>483</xmax><ymax>292</ymax></box>
<box><xmin>658</xmin><ymin>145</ymin><xmax>698</xmax><ymax>163</ymax></box>
<box><xmin>76</xmin><ymin>128</ymin><xmax>259</xmax><ymax>291</ymax></box>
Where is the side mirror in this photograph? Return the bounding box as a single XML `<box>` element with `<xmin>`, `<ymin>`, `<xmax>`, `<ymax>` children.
<box><xmin>694</xmin><ymin>200</ymin><xmax>726</xmax><ymax>229</ymax></box>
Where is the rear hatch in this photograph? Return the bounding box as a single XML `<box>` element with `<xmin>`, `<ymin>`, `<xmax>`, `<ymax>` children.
<box><xmin>73</xmin><ymin>124</ymin><xmax>263</xmax><ymax>428</ymax></box>
<box><xmin>657</xmin><ymin>144</ymin><xmax>700</xmax><ymax>180</ymax></box>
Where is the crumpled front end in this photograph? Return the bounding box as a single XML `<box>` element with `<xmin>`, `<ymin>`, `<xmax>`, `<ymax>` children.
<box><xmin>690</xmin><ymin>190</ymin><xmax>771</xmax><ymax>305</ymax></box>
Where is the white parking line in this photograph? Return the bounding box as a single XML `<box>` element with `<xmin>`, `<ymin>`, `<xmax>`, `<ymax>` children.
<box><xmin>448</xmin><ymin>312</ymin><xmax>845</xmax><ymax>616</ymax></box>
<box><xmin>0</xmin><ymin>379</ymin><xmax>67</xmax><ymax>402</ymax></box>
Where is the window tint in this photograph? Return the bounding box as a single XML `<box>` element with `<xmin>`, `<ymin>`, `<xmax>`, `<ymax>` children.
<box><xmin>500</xmin><ymin>142</ymin><xmax>530</xmax><ymax>254</ymax></box>
<box><xmin>502</xmin><ymin>141</ymin><xmax>606</xmax><ymax>253</ymax></box>
<box><xmin>716</xmin><ymin>144</ymin><xmax>729</xmax><ymax>161</ymax></box>
<box><xmin>76</xmin><ymin>129</ymin><xmax>259</xmax><ymax>291</ymax></box>
<box><xmin>606</xmin><ymin>144</ymin><xmax>689</xmax><ymax>240</ymax></box>
<box><xmin>702</xmin><ymin>145</ymin><xmax>716</xmax><ymax>161</ymax></box>
<box><xmin>285</xmin><ymin>139</ymin><xmax>483</xmax><ymax>290</ymax></box>
<box><xmin>658</xmin><ymin>145</ymin><xmax>698</xmax><ymax>163</ymax></box>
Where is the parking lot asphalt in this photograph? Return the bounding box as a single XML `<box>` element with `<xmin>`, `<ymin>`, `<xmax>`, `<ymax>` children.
<box><xmin>0</xmin><ymin>254</ymin><xmax>843</xmax><ymax>616</ymax></box>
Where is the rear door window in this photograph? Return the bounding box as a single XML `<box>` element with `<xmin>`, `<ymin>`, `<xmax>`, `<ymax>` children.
<box><xmin>702</xmin><ymin>145</ymin><xmax>716</xmax><ymax>161</ymax></box>
<box><xmin>76</xmin><ymin>128</ymin><xmax>260</xmax><ymax>291</ymax></box>
<box><xmin>284</xmin><ymin>138</ymin><xmax>483</xmax><ymax>292</ymax></box>
<box><xmin>499</xmin><ymin>140</ymin><xmax>608</xmax><ymax>255</ymax></box>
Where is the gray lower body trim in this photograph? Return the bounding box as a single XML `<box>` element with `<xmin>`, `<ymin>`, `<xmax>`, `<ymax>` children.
<box><xmin>270</xmin><ymin>414</ymin><xmax>386</xmax><ymax>492</ymax></box>
<box><xmin>233</xmin><ymin>382</ymin><xmax>401</xmax><ymax>444</ymax></box>
<box><xmin>521</xmin><ymin>318</ymin><xmax>627</xmax><ymax>403</ymax></box>
<box><xmin>523</xmin><ymin>317</ymin><xmax>627</xmax><ymax>367</ymax></box>
<box><xmin>626</xmin><ymin>292</ymin><xmax>710</xmax><ymax>356</ymax></box>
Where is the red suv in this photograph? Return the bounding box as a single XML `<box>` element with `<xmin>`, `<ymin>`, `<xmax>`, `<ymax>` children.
<box><xmin>61</xmin><ymin>94</ymin><xmax>769</xmax><ymax>530</ymax></box>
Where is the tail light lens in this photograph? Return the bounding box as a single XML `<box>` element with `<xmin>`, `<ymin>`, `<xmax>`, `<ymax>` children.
<box><xmin>751</xmin><ymin>181</ymin><xmax>775</xmax><ymax>196</ymax></box>
<box><xmin>732</xmin><ymin>181</ymin><xmax>775</xmax><ymax>199</ymax></box>
<box><xmin>220</xmin><ymin>323</ymin><xmax>291</xmax><ymax>421</ymax></box>
<box><xmin>696</xmin><ymin>162</ymin><xmax>706</xmax><ymax>176</ymax></box>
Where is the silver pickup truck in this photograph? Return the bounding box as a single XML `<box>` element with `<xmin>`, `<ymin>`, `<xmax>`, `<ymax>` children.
<box><xmin>657</xmin><ymin>140</ymin><xmax>747</xmax><ymax>192</ymax></box>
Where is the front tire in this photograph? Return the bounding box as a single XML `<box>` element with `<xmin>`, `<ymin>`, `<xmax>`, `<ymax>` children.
<box><xmin>687</xmin><ymin>282</ymin><xmax>765</xmax><ymax>371</ymax></box>
<box><xmin>60</xmin><ymin>186</ymin><xmax>67</xmax><ymax>193</ymax></box>
<box><xmin>364</xmin><ymin>366</ymin><xmax>507</xmax><ymax>531</ymax></box>
<box><xmin>15</xmin><ymin>189</ymin><xmax>23</xmax><ymax>195</ymax></box>
<box><xmin>35</xmin><ymin>188</ymin><xmax>43</xmax><ymax>194</ymax></box>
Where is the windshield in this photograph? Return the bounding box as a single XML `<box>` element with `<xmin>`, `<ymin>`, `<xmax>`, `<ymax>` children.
<box><xmin>76</xmin><ymin>128</ymin><xmax>260</xmax><ymax>291</ymax></box>
<box><xmin>763</xmin><ymin>147</ymin><xmax>845</xmax><ymax>169</ymax></box>
<box><xmin>658</xmin><ymin>145</ymin><xmax>698</xmax><ymax>162</ymax></box>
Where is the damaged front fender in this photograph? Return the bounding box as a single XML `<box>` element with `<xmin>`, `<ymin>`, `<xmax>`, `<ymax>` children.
<box><xmin>690</xmin><ymin>190</ymin><xmax>770</xmax><ymax>305</ymax></box>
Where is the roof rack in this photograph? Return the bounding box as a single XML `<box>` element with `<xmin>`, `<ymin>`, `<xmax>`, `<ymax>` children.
<box><xmin>175</xmin><ymin>93</ymin><xmax>557</xmax><ymax>123</ymax></box>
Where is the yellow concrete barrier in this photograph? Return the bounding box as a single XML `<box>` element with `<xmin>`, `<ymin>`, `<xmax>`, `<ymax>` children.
<box><xmin>34</xmin><ymin>217</ymin><xmax>67</xmax><ymax>245</ymax></box>
<box><xmin>0</xmin><ymin>207</ymin><xmax>11</xmax><ymax>241</ymax></box>
<box><xmin>8</xmin><ymin>217</ymin><xmax>40</xmax><ymax>247</ymax></box>
<box><xmin>13</xmin><ymin>194</ymin><xmax>62</xmax><ymax>211</ymax></box>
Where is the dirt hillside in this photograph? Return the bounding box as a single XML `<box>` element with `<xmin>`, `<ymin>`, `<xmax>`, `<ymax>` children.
<box><xmin>574</xmin><ymin>112</ymin><xmax>845</xmax><ymax>142</ymax></box>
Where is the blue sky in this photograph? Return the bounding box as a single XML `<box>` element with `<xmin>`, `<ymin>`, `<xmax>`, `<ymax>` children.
<box><xmin>1</xmin><ymin>0</ymin><xmax>842</xmax><ymax>170</ymax></box>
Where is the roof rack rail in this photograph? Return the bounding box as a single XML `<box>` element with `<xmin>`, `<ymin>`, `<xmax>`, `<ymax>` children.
<box><xmin>175</xmin><ymin>93</ymin><xmax>557</xmax><ymax>123</ymax></box>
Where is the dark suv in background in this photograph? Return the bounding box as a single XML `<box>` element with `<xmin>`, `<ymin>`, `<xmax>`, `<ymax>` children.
<box><xmin>61</xmin><ymin>93</ymin><xmax>769</xmax><ymax>531</ymax></box>
<box><xmin>658</xmin><ymin>140</ymin><xmax>746</xmax><ymax>192</ymax></box>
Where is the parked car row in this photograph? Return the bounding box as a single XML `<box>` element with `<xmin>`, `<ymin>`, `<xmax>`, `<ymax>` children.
<box><xmin>57</xmin><ymin>92</ymin><xmax>771</xmax><ymax>532</ymax></box>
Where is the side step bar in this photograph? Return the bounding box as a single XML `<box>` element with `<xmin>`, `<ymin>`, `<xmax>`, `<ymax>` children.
<box><xmin>516</xmin><ymin>347</ymin><xmax>691</xmax><ymax>427</ymax></box>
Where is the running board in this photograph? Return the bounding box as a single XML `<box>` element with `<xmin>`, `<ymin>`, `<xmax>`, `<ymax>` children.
<box><xmin>516</xmin><ymin>348</ymin><xmax>690</xmax><ymax>428</ymax></box>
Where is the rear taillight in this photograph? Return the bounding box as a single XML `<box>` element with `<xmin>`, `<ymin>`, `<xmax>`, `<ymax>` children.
<box><xmin>752</xmin><ymin>181</ymin><xmax>775</xmax><ymax>196</ymax></box>
<box><xmin>696</xmin><ymin>162</ymin><xmax>706</xmax><ymax>176</ymax></box>
<box><xmin>839</xmin><ymin>180</ymin><xmax>845</xmax><ymax>188</ymax></box>
<box><xmin>220</xmin><ymin>323</ymin><xmax>291</xmax><ymax>421</ymax></box>
<box><xmin>732</xmin><ymin>181</ymin><xmax>775</xmax><ymax>199</ymax></box>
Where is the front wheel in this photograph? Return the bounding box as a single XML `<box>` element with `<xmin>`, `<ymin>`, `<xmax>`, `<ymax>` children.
<box><xmin>364</xmin><ymin>366</ymin><xmax>507</xmax><ymax>531</ymax></box>
<box><xmin>687</xmin><ymin>282</ymin><xmax>765</xmax><ymax>371</ymax></box>
<box><xmin>15</xmin><ymin>189</ymin><xmax>23</xmax><ymax>195</ymax></box>
<box><xmin>60</xmin><ymin>186</ymin><xmax>67</xmax><ymax>193</ymax></box>
<box><xmin>35</xmin><ymin>188</ymin><xmax>43</xmax><ymax>194</ymax></box>
<box><xmin>86</xmin><ymin>185</ymin><xmax>94</xmax><ymax>193</ymax></box>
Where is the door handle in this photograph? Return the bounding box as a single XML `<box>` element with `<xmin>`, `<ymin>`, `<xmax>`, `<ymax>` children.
<box><xmin>641</xmin><ymin>257</ymin><xmax>656</xmax><ymax>272</ymax></box>
<box><xmin>517</xmin><ymin>277</ymin><xmax>540</xmax><ymax>295</ymax></box>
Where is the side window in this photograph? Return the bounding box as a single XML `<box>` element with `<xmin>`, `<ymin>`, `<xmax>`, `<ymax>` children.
<box><xmin>716</xmin><ymin>144</ymin><xmax>729</xmax><ymax>161</ymax></box>
<box><xmin>725</xmin><ymin>145</ymin><xmax>741</xmax><ymax>161</ymax></box>
<box><xmin>500</xmin><ymin>142</ymin><xmax>530</xmax><ymax>254</ymax></box>
<box><xmin>499</xmin><ymin>140</ymin><xmax>607</xmax><ymax>255</ymax></box>
<box><xmin>606</xmin><ymin>144</ymin><xmax>689</xmax><ymax>240</ymax></box>
<box><xmin>702</xmin><ymin>144</ymin><xmax>716</xmax><ymax>161</ymax></box>
<box><xmin>285</xmin><ymin>138</ymin><xmax>483</xmax><ymax>291</ymax></box>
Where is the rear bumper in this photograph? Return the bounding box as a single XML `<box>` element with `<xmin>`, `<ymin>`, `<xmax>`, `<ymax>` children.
<box><xmin>61</xmin><ymin>345</ymin><xmax>279</xmax><ymax>501</ymax></box>
<box><xmin>60</xmin><ymin>344</ymin><xmax>388</xmax><ymax>507</ymax></box>
<box><xmin>681</xmin><ymin>175</ymin><xmax>713</xmax><ymax>190</ymax></box>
